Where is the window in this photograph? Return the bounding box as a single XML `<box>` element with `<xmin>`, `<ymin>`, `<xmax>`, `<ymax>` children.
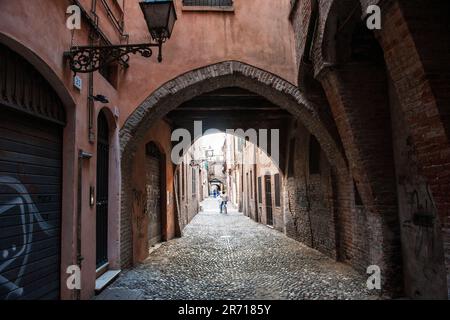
<box><xmin>192</xmin><ymin>168</ymin><xmax>197</xmax><ymax>197</ymax></box>
<box><xmin>274</xmin><ymin>174</ymin><xmax>281</xmax><ymax>207</ymax></box>
<box><xmin>309</xmin><ymin>135</ymin><xmax>321</xmax><ymax>174</ymax></box>
<box><xmin>183</xmin><ymin>0</ymin><xmax>233</xmax><ymax>6</ymax></box>
<box><xmin>258</xmin><ymin>177</ymin><xmax>262</xmax><ymax>204</ymax></box>
<box><xmin>250</xmin><ymin>170</ymin><xmax>253</xmax><ymax>199</ymax></box>
<box><xmin>185</xmin><ymin>164</ymin><xmax>189</xmax><ymax>203</ymax></box>
<box><xmin>181</xmin><ymin>163</ymin><xmax>185</xmax><ymax>200</ymax></box>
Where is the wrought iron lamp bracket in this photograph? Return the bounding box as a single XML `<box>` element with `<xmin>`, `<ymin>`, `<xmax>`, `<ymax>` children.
<box><xmin>64</xmin><ymin>41</ymin><xmax>163</xmax><ymax>74</ymax></box>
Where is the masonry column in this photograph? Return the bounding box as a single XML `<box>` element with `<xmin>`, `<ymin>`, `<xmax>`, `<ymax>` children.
<box><xmin>375</xmin><ymin>0</ymin><xmax>450</xmax><ymax>298</ymax></box>
<box><xmin>319</xmin><ymin>61</ymin><xmax>402</xmax><ymax>295</ymax></box>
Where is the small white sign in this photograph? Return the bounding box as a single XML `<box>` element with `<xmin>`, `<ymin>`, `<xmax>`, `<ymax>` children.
<box><xmin>113</xmin><ymin>106</ymin><xmax>120</xmax><ymax>119</ymax></box>
<box><xmin>73</xmin><ymin>75</ymin><xmax>82</xmax><ymax>91</ymax></box>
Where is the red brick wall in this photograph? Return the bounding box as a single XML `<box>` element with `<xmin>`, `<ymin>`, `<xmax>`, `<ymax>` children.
<box><xmin>284</xmin><ymin>122</ymin><xmax>338</xmax><ymax>259</ymax></box>
<box><xmin>376</xmin><ymin>1</ymin><xmax>450</xmax><ymax>297</ymax></box>
<box><xmin>289</xmin><ymin>0</ymin><xmax>450</xmax><ymax>298</ymax></box>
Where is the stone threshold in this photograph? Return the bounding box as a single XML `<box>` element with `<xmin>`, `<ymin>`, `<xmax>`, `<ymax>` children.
<box><xmin>95</xmin><ymin>270</ymin><xmax>121</xmax><ymax>293</ymax></box>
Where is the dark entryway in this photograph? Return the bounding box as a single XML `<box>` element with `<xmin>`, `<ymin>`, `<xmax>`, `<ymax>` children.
<box><xmin>96</xmin><ymin>112</ymin><xmax>109</xmax><ymax>269</ymax></box>
<box><xmin>0</xmin><ymin>44</ymin><xmax>65</xmax><ymax>300</ymax></box>
<box><xmin>264</xmin><ymin>175</ymin><xmax>273</xmax><ymax>226</ymax></box>
<box><xmin>146</xmin><ymin>142</ymin><xmax>163</xmax><ymax>247</ymax></box>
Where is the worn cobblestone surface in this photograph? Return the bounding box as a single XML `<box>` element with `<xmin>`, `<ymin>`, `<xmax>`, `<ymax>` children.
<box><xmin>98</xmin><ymin>198</ymin><xmax>376</xmax><ymax>300</ymax></box>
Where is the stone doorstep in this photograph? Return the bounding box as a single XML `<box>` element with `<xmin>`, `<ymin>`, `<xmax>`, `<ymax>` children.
<box><xmin>95</xmin><ymin>270</ymin><xmax>121</xmax><ymax>293</ymax></box>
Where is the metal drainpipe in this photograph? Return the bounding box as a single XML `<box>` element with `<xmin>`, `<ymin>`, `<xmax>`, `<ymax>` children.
<box><xmin>88</xmin><ymin>0</ymin><xmax>98</xmax><ymax>144</ymax></box>
<box><xmin>76</xmin><ymin>150</ymin><xmax>92</xmax><ymax>300</ymax></box>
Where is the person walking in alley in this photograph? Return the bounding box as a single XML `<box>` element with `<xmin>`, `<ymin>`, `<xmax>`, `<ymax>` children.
<box><xmin>220</xmin><ymin>192</ymin><xmax>229</xmax><ymax>214</ymax></box>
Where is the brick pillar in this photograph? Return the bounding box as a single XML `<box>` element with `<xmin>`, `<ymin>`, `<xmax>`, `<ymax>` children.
<box><xmin>320</xmin><ymin>62</ymin><xmax>403</xmax><ymax>295</ymax></box>
<box><xmin>377</xmin><ymin>0</ymin><xmax>450</xmax><ymax>298</ymax></box>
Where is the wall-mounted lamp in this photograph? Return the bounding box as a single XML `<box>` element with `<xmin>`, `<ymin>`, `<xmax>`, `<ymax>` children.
<box><xmin>79</xmin><ymin>150</ymin><xmax>93</xmax><ymax>160</ymax></box>
<box><xmin>64</xmin><ymin>0</ymin><xmax>177</xmax><ymax>74</ymax></box>
<box><xmin>89</xmin><ymin>95</ymin><xmax>109</xmax><ymax>104</ymax></box>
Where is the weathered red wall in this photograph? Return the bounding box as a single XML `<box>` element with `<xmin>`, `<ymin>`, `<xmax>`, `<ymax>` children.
<box><xmin>118</xmin><ymin>0</ymin><xmax>297</xmax><ymax>125</ymax></box>
<box><xmin>0</xmin><ymin>0</ymin><xmax>129</xmax><ymax>300</ymax></box>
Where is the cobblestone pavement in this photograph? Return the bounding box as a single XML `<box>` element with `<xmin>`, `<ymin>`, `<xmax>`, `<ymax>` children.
<box><xmin>97</xmin><ymin>198</ymin><xmax>376</xmax><ymax>300</ymax></box>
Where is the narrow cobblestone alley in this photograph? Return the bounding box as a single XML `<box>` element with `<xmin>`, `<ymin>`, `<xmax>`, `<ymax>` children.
<box><xmin>98</xmin><ymin>198</ymin><xmax>375</xmax><ymax>300</ymax></box>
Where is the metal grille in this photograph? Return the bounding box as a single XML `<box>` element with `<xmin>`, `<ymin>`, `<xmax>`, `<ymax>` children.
<box><xmin>0</xmin><ymin>44</ymin><xmax>66</xmax><ymax>125</ymax></box>
<box><xmin>183</xmin><ymin>0</ymin><xmax>233</xmax><ymax>6</ymax></box>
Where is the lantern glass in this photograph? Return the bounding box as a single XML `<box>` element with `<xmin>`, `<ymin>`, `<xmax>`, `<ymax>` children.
<box><xmin>140</xmin><ymin>0</ymin><xmax>177</xmax><ymax>42</ymax></box>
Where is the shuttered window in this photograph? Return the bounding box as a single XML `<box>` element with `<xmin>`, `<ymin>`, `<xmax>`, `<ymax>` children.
<box><xmin>258</xmin><ymin>177</ymin><xmax>262</xmax><ymax>204</ymax></box>
<box><xmin>181</xmin><ymin>165</ymin><xmax>185</xmax><ymax>199</ymax></box>
<box><xmin>274</xmin><ymin>174</ymin><xmax>281</xmax><ymax>207</ymax></box>
<box><xmin>192</xmin><ymin>168</ymin><xmax>197</xmax><ymax>197</ymax></box>
<box><xmin>250</xmin><ymin>170</ymin><xmax>253</xmax><ymax>199</ymax></box>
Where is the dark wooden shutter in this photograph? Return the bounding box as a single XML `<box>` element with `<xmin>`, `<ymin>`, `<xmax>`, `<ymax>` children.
<box><xmin>257</xmin><ymin>177</ymin><xmax>262</xmax><ymax>204</ymax></box>
<box><xmin>274</xmin><ymin>173</ymin><xmax>281</xmax><ymax>207</ymax></box>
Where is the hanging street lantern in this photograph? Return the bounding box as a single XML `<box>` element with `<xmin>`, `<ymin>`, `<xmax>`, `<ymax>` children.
<box><xmin>64</xmin><ymin>0</ymin><xmax>177</xmax><ymax>74</ymax></box>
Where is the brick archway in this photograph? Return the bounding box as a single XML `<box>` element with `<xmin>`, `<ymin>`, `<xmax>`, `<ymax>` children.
<box><xmin>119</xmin><ymin>61</ymin><xmax>348</xmax><ymax>267</ymax></box>
<box><xmin>307</xmin><ymin>0</ymin><xmax>449</xmax><ymax>298</ymax></box>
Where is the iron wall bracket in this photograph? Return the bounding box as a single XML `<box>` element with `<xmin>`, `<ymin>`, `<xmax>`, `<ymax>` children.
<box><xmin>64</xmin><ymin>42</ymin><xmax>162</xmax><ymax>74</ymax></box>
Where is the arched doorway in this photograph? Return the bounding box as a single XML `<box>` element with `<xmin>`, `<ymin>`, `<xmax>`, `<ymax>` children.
<box><xmin>96</xmin><ymin>111</ymin><xmax>110</xmax><ymax>269</ymax></box>
<box><xmin>145</xmin><ymin>142</ymin><xmax>164</xmax><ymax>247</ymax></box>
<box><xmin>0</xmin><ymin>43</ymin><xmax>66</xmax><ymax>300</ymax></box>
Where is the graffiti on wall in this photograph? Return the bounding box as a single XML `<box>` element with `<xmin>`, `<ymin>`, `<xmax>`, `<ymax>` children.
<box><xmin>0</xmin><ymin>176</ymin><xmax>56</xmax><ymax>300</ymax></box>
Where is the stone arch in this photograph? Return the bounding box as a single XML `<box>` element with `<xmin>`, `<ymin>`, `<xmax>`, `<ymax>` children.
<box><xmin>119</xmin><ymin>61</ymin><xmax>349</xmax><ymax>267</ymax></box>
<box><xmin>121</xmin><ymin>61</ymin><xmax>346</xmax><ymax>170</ymax></box>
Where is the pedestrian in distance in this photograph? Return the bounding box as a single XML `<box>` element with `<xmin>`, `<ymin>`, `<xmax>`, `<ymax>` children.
<box><xmin>220</xmin><ymin>192</ymin><xmax>229</xmax><ymax>214</ymax></box>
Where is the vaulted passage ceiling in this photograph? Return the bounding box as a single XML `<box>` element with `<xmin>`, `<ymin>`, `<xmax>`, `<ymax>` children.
<box><xmin>165</xmin><ymin>87</ymin><xmax>292</xmax><ymax>132</ymax></box>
